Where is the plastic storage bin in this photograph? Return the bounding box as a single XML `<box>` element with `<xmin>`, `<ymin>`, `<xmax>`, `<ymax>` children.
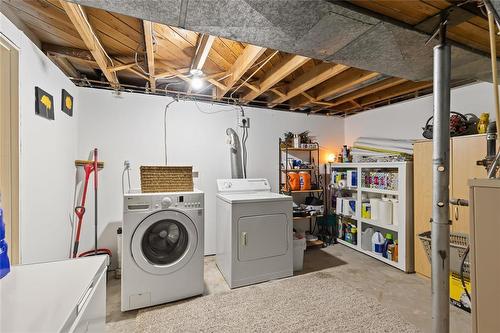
<box><xmin>293</xmin><ymin>237</ymin><xmax>307</xmax><ymax>271</ymax></box>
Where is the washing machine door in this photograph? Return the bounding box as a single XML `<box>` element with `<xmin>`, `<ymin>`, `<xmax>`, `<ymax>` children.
<box><xmin>131</xmin><ymin>209</ymin><xmax>198</xmax><ymax>275</ymax></box>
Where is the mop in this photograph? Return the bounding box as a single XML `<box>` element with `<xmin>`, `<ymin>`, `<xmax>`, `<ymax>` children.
<box><xmin>71</xmin><ymin>148</ymin><xmax>111</xmax><ymax>258</ymax></box>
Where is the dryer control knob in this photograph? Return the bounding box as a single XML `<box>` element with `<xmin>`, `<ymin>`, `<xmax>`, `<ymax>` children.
<box><xmin>161</xmin><ymin>197</ymin><xmax>173</xmax><ymax>208</ymax></box>
<box><xmin>224</xmin><ymin>181</ymin><xmax>232</xmax><ymax>188</ymax></box>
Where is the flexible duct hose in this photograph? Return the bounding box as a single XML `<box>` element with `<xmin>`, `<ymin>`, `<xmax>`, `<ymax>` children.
<box><xmin>226</xmin><ymin>128</ymin><xmax>244</xmax><ymax>178</ymax></box>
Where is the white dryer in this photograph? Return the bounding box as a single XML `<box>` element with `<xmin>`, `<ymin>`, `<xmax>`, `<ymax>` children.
<box><xmin>216</xmin><ymin>179</ymin><xmax>293</xmax><ymax>288</ymax></box>
<box><xmin>121</xmin><ymin>190</ymin><xmax>204</xmax><ymax>311</ymax></box>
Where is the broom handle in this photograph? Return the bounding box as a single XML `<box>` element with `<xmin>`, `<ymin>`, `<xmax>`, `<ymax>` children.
<box><xmin>94</xmin><ymin>148</ymin><xmax>98</xmax><ymax>255</ymax></box>
<box><xmin>487</xmin><ymin>6</ymin><xmax>500</xmax><ymax>134</ymax></box>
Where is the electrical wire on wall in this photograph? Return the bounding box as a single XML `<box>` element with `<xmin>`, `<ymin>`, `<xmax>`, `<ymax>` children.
<box><xmin>164</xmin><ymin>98</ymin><xmax>178</xmax><ymax>165</ymax></box>
<box><xmin>163</xmin><ymin>96</ymin><xmax>238</xmax><ymax>167</ymax></box>
<box><xmin>239</xmin><ymin>105</ymin><xmax>249</xmax><ymax>178</ymax></box>
<box><xmin>162</xmin><ymin>96</ymin><xmax>249</xmax><ymax>178</ymax></box>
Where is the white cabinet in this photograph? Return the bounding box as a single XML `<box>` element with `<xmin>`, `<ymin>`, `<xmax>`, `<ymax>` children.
<box><xmin>0</xmin><ymin>256</ymin><xmax>107</xmax><ymax>333</ymax></box>
<box><xmin>469</xmin><ymin>179</ymin><xmax>500</xmax><ymax>333</ymax></box>
<box><xmin>71</xmin><ymin>266</ymin><xmax>106</xmax><ymax>333</ymax></box>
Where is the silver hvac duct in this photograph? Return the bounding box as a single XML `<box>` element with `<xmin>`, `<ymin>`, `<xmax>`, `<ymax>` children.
<box><xmin>226</xmin><ymin>128</ymin><xmax>244</xmax><ymax>179</ymax></box>
<box><xmin>431</xmin><ymin>23</ymin><xmax>451</xmax><ymax>333</ymax></box>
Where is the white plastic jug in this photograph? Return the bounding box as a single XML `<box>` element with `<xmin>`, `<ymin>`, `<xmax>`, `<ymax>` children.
<box><xmin>361</xmin><ymin>227</ymin><xmax>374</xmax><ymax>251</ymax></box>
<box><xmin>369</xmin><ymin>198</ymin><xmax>381</xmax><ymax>220</ymax></box>
<box><xmin>390</xmin><ymin>198</ymin><xmax>399</xmax><ymax>226</ymax></box>
<box><xmin>336</xmin><ymin>197</ymin><xmax>343</xmax><ymax>215</ymax></box>
<box><xmin>372</xmin><ymin>231</ymin><xmax>385</xmax><ymax>256</ymax></box>
<box><xmin>378</xmin><ymin>199</ymin><xmax>393</xmax><ymax>224</ymax></box>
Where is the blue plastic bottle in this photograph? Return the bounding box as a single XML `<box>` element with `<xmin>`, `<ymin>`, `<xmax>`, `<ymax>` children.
<box><xmin>0</xmin><ymin>194</ymin><xmax>11</xmax><ymax>279</ymax></box>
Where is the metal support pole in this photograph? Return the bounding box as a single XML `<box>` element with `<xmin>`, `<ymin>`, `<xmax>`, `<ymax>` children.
<box><xmin>432</xmin><ymin>22</ymin><xmax>451</xmax><ymax>333</ymax></box>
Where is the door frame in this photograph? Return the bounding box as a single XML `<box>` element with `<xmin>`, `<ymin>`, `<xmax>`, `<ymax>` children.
<box><xmin>0</xmin><ymin>34</ymin><xmax>20</xmax><ymax>264</ymax></box>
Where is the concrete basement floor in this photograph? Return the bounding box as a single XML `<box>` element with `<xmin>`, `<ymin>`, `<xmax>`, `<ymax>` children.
<box><xmin>105</xmin><ymin>244</ymin><xmax>471</xmax><ymax>333</ymax></box>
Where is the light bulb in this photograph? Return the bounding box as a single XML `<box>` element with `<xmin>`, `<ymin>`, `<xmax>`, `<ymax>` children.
<box><xmin>191</xmin><ymin>76</ymin><xmax>203</xmax><ymax>90</ymax></box>
<box><xmin>327</xmin><ymin>153</ymin><xmax>336</xmax><ymax>163</ymax></box>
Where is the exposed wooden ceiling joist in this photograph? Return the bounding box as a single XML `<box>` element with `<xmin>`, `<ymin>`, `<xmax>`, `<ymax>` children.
<box><xmin>49</xmin><ymin>54</ymin><xmax>80</xmax><ymax>78</ymax></box>
<box><xmin>241</xmin><ymin>54</ymin><xmax>309</xmax><ymax>103</ymax></box>
<box><xmin>356</xmin><ymin>80</ymin><xmax>432</xmax><ymax>106</ymax></box>
<box><xmin>59</xmin><ymin>0</ymin><xmax>118</xmax><ymax>85</ymax></box>
<box><xmin>328</xmin><ymin>77</ymin><xmax>407</xmax><ymax>107</ymax></box>
<box><xmin>216</xmin><ymin>45</ymin><xmax>266</xmax><ymax>99</ymax></box>
<box><xmin>268</xmin><ymin>63</ymin><xmax>350</xmax><ymax>107</ymax></box>
<box><xmin>228</xmin><ymin>50</ymin><xmax>279</xmax><ymax>100</ymax></box>
<box><xmin>143</xmin><ymin>20</ymin><xmax>156</xmax><ymax>92</ymax></box>
<box><xmin>291</xmin><ymin>69</ymin><xmax>380</xmax><ymax>111</ymax></box>
<box><xmin>43</xmin><ymin>43</ymin><xmax>94</xmax><ymax>62</ymax></box>
<box><xmin>329</xmin><ymin>80</ymin><xmax>433</xmax><ymax>116</ymax></box>
<box><xmin>108</xmin><ymin>62</ymin><xmax>135</xmax><ymax>72</ymax></box>
<box><xmin>156</xmin><ymin>60</ymin><xmax>191</xmax><ymax>83</ymax></box>
<box><xmin>15</xmin><ymin>0</ymin><xmax>475</xmax><ymax>117</ymax></box>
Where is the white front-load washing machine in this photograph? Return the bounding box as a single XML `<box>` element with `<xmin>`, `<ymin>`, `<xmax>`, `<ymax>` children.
<box><xmin>121</xmin><ymin>190</ymin><xmax>204</xmax><ymax>311</ymax></box>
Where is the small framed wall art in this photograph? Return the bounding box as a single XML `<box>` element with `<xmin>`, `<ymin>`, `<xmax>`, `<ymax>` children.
<box><xmin>61</xmin><ymin>89</ymin><xmax>73</xmax><ymax>117</ymax></box>
<box><xmin>35</xmin><ymin>87</ymin><xmax>54</xmax><ymax>120</ymax></box>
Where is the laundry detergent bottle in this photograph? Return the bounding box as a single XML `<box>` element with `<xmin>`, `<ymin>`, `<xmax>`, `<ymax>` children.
<box><xmin>0</xmin><ymin>193</ymin><xmax>11</xmax><ymax>279</ymax></box>
<box><xmin>371</xmin><ymin>231</ymin><xmax>385</xmax><ymax>256</ymax></box>
<box><xmin>383</xmin><ymin>233</ymin><xmax>394</xmax><ymax>258</ymax></box>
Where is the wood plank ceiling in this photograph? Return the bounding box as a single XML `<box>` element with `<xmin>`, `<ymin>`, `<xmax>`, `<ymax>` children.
<box><xmin>2</xmin><ymin>0</ymin><xmax>495</xmax><ymax>116</ymax></box>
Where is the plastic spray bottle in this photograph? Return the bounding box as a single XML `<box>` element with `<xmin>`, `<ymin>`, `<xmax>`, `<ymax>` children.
<box><xmin>0</xmin><ymin>192</ymin><xmax>11</xmax><ymax>279</ymax></box>
<box><xmin>383</xmin><ymin>233</ymin><xmax>394</xmax><ymax>258</ymax></box>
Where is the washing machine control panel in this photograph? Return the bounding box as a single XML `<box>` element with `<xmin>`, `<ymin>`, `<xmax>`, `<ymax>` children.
<box><xmin>125</xmin><ymin>194</ymin><xmax>203</xmax><ymax>213</ymax></box>
<box><xmin>154</xmin><ymin>195</ymin><xmax>203</xmax><ymax>210</ymax></box>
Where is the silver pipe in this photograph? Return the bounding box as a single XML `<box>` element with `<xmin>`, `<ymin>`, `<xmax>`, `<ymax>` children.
<box><xmin>432</xmin><ymin>25</ymin><xmax>451</xmax><ymax>333</ymax></box>
<box><xmin>487</xmin><ymin>150</ymin><xmax>500</xmax><ymax>178</ymax></box>
<box><xmin>449</xmin><ymin>198</ymin><xmax>469</xmax><ymax>207</ymax></box>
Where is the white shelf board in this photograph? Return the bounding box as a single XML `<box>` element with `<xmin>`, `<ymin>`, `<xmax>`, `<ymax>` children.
<box><xmin>332</xmin><ymin>162</ymin><xmax>409</xmax><ymax>168</ymax></box>
<box><xmin>359</xmin><ymin>218</ymin><xmax>399</xmax><ymax>232</ymax></box>
<box><xmin>337</xmin><ymin>238</ymin><xmax>401</xmax><ymax>269</ymax></box>
<box><xmin>358</xmin><ymin>247</ymin><xmax>401</xmax><ymax>269</ymax></box>
<box><xmin>330</xmin><ymin>164</ymin><xmax>357</xmax><ymax>168</ymax></box>
<box><xmin>360</xmin><ymin>187</ymin><xmax>398</xmax><ymax>195</ymax></box>
<box><xmin>336</xmin><ymin>213</ymin><xmax>357</xmax><ymax>220</ymax></box>
<box><xmin>331</xmin><ymin>185</ymin><xmax>358</xmax><ymax>191</ymax></box>
<box><xmin>336</xmin><ymin>238</ymin><xmax>358</xmax><ymax>250</ymax></box>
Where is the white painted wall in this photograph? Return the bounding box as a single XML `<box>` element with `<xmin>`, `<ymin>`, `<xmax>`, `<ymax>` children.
<box><xmin>1</xmin><ymin>13</ymin><xmax>80</xmax><ymax>264</ymax></box>
<box><xmin>77</xmin><ymin>88</ymin><xmax>345</xmax><ymax>257</ymax></box>
<box><xmin>344</xmin><ymin>82</ymin><xmax>496</xmax><ymax>145</ymax></box>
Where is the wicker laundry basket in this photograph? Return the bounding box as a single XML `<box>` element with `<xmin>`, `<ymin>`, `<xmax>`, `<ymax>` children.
<box><xmin>140</xmin><ymin>166</ymin><xmax>193</xmax><ymax>193</ymax></box>
<box><xmin>418</xmin><ymin>231</ymin><xmax>470</xmax><ymax>277</ymax></box>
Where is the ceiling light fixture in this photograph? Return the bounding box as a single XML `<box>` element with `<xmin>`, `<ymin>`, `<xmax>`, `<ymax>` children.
<box><xmin>190</xmin><ymin>68</ymin><xmax>204</xmax><ymax>90</ymax></box>
<box><xmin>190</xmin><ymin>68</ymin><xmax>203</xmax><ymax>76</ymax></box>
<box><xmin>191</xmin><ymin>76</ymin><xmax>204</xmax><ymax>90</ymax></box>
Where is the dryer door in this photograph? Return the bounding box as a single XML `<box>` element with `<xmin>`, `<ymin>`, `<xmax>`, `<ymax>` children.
<box><xmin>131</xmin><ymin>210</ymin><xmax>198</xmax><ymax>275</ymax></box>
<box><xmin>238</xmin><ymin>213</ymin><xmax>289</xmax><ymax>262</ymax></box>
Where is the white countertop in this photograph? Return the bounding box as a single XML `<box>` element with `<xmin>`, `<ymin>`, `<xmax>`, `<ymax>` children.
<box><xmin>0</xmin><ymin>256</ymin><xmax>107</xmax><ymax>333</ymax></box>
